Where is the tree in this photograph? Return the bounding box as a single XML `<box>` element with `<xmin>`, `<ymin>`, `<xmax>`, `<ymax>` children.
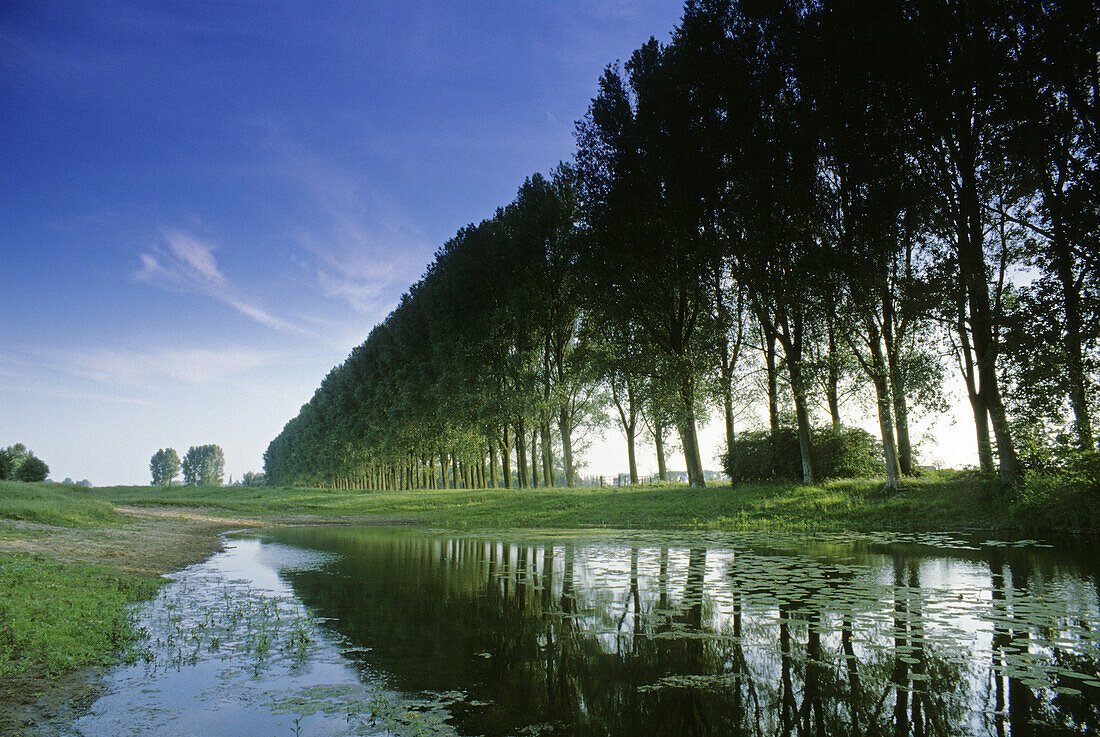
<box><xmin>241</xmin><ymin>471</ymin><xmax>266</xmax><ymax>487</ymax></box>
<box><xmin>149</xmin><ymin>448</ymin><xmax>181</xmax><ymax>486</ymax></box>
<box><xmin>575</xmin><ymin>43</ymin><xmax>716</xmax><ymax>488</ymax></box>
<box><xmin>908</xmin><ymin>0</ymin><xmax>1024</xmax><ymax>485</ymax></box>
<box><xmin>182</xmin><ymin>445</ymin><xmax>225</xmax><ymax>486</ymax></box>
<box><xmin>673</xmin><ymin>0</ymin><xmax>825</xmax><ymax>484</ymax></box>
<box><xmin>1</xmin><ymin>444</ymin><xmax>30</xmax><ymax>480</ymax></box>
<box><xmin>15</xmin><ymin>455</ymin><xmax>49</xmax><ymax>482</ymax></box>
<box><xmin>0</xmin><ymin>449</ymin><xmax>12</xmax><ymax>481</ymax></box>
<box><xmin>1001</xmin><ymin>0</ymin><xmax>1100</xmax><ymax>453</ymax></box>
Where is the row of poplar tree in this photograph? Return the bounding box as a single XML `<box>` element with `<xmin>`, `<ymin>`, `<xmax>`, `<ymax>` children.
<box><xmin>264</xmin><ymin>0</ymin><xmax>1097</xmax><ymax>491</ymax></box>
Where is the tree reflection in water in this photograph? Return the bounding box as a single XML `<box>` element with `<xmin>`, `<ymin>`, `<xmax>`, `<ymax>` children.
<box><xmin>266</xmin><ymin>528</ymin><xmax>1100</xmax><ymax>737</ymax></box>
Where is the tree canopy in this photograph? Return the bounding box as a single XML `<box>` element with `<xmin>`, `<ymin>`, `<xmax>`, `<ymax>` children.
<box><xmin>182</xmin><ymin>445</ymin><xmax>225</xmax><ymax>487</ymax></box>
<box><xmin>150</xmin><ymin>448</ymin><xmax>181</xmax><ymax>487</ymax></box>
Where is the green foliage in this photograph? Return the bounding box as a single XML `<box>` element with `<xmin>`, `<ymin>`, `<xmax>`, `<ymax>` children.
<box><xmin>1013</xmin><ymin>453</ymin><xmax>1100</xmax><ymax>532</ymax></box>
<box><xmin>0</xmin><ymin>444</ymin><xmax>32</xmax><ymax>481</ymax></box>
<box><xmin>1</xmin><ymin>444</ymin><xmax>50</xmax><ymax>483</ymax></box>
<box><xmin>722</xmin><ymin>427</ymin><xmax>881</xmax><ymax>483</ymax></box>
<box><xmin>150</xmin><ymin>448</ymin><xmax>181</xmax><ymax>486</ymax></box>
<box><xmin>182</xmin><ymin>444</ymin><xmax>225</xmax><ymax>486</ymax></box>
<box><xmin>0</xmin><ymin>554</ymin><xmax>162</xmax><ymax>678</ymax></box>
<box><xmin>14</xmin><ymin>455</ymin><xmax>48</xmax><ymax>482</ymax></box>
<box><xmin>241</xmin><ymin>471</ymin><xmax>266</xmax><ymax>487</ymax></box>
<box><xmin>1</xmin><ymin>444</ymin><xmax>30</xmax><ymax>470</ymax></box>
<box><xmin>258</xmin><ymin>0</ymin><xmax>1098</xmax><ymax>494</ymax></box>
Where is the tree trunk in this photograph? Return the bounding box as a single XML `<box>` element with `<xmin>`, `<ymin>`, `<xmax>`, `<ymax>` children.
<box><xmin>1050</xmin><ymin>208</ymin><xmax>1095</xmax><ymax>451</ymax></box>
<box><xmin>558</xmin><ymin>408</ymin><xmax>575</xmax><ymax>488</ymax></box>
<box><xmin>869</xmin><ymin>327</ymin><xmax>903</xmax><ymax>490</ymax></box>
<box><xmin>541</xmin><ymin>421</ymin><xmax>554</xmax><ymax>487</ymax></box>
<box><xmin>488</xmin><ymin>443</ymin><xmax>498</xmax><ymax>488</ymax></box>
<box><xmin>654</xmin><ymin>417</ymin><xmax>667</xmax><ymax>482</ymax></box>
<box><xmin>530</xmin><ymin>427</ymin><xmax>540</xmax><ymax>488</ymax></box>
<box><xmin>612</xmin><ymin>381</ymin><xmax>639</xmax><ymax>486</ymax></box>
<box><xmin>677</xmin><ymin>376</ymin><xmax>706</xmax><ymax>488</ymax></box>
<box><xmin>826</xmin><ymin>318</ymin><xmax>842</xmax><ymax>431</ymax></box>
<box><xmin>720</xmin><ymin>332</ymin><xmax>737</xmax><ymax>458</ymax></box>
<box><xmin>626</xmin><ymin>424</ymin><xmax>638</xmax><ymax>485</ymax></box>
<box><xmin>451</xmin><ymin>452</ymin><xmax>460</xmax><ymax>490</ymax></box>
<box><xmin>781</xmin><ymin>333</ymin><xmax>815</xmax><ymax>485</ymax></box>
<box><xmin>888</xmin><ymin>354</ymin><xmax>915</xmax><ymax>476</ymax></box>
<box><xmin>882</xmin><ymin>288</ymin><xmax>914</xmax><ymax>475</ymax></box>
<box><xmin>957</xmin><ymin>300</ymin><xmax>996</xmax><ymax>474</ymax></box>
<box><xmin>500</xmin><ymin>427</ymin><xmax>513</xmax><ymax>489</ymax></box>
<box><xmin>764</xmin><ymin>325</ymin><xmax>781</xmax><ymax>434</ymax></box>
<box><xmin>515</xmin><ymin>419</ymin><xmax>529</xmax><ymax>489</ymax></box>
<box><xmin>959</xmin><ymin>136</ymin><xmax>1020</xmax><ymax>486</ymax></box>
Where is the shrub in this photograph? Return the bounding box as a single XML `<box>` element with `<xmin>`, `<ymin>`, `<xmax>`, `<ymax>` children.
<box><xmin>813</xmin><ymin>426</ymin><xmax>881</xmax><ymax>478</ymax></box>
<box><xmin>1014</xmin><ymin>459</ymin><xmax>1100</xmax><ymax>533</ymax></box>
<box><xmin>14</xmin><ymin>456</ymin><xmax>48</xmax><ymax>483</ymax></box>
<box><xmin>722</xmin><ymin>426</ymin><xmax>880</xmax><ymax>482</ymax></box>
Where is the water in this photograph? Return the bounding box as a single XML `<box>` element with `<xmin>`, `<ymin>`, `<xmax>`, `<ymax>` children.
<box><xmin>74</xmin><ymin>526</ymin><xmax>1100</xmax><ymax>736</ymax></box>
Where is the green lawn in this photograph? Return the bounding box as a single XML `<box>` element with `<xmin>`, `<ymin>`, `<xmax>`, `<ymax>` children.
<box><xmin>3</xmin><ymin>471</ymin><xmax>1094</xmax><ymax>535</ymax></box>
<box><xmin>83</xmin><ymin>470</ymin><xmax>1038</xmax><ymax>533</ymax></box>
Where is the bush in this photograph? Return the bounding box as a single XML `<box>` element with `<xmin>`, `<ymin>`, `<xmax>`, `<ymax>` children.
<box><xmin>14</xmin><ymin>456</ymin><xmax>48</xmax><ymax>483</ymax></box>
<box><xmin>1014</xmin><ymin>456</ymin><xmax>1100</xmax><ymax>532</ymax></box>
<box><xmin>722</xmin><ymin>426</ymin><xmax>880</xmax><ymax>482</ymax></box>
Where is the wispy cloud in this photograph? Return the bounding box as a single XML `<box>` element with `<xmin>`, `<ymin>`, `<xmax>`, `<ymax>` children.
<box><xmin>258</xmin><ymin>135</ymin><xmax>432</xmax><ymax>321</ymax></box>
<box><xmin>68</xmin><ymin>347</ymin><xmax>270</xmax><ymax>387</ymax></box>
<box><xmin>135</xmin><ymin>230</ymin><xmax>307</xmax><ymax>334</ymax></box>
<box><xmin>297</xmin><ymin>214</ymin><xmax>417</xmax><ymax>316</ymax></box>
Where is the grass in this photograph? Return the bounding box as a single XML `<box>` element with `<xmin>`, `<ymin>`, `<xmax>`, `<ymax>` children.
<box><xmin>0</xmin><ymin>480</ymin><xmax>121</xmax><ymax>528</ymax></box>
<box><xmin>85</xmin><ymin>469</ymin><xmax>1030</xmax><ymax>533</ymax></box>
<box><xmin>0</xmin><ymin>554</ymin><xmax>162</xmax><ymax>678</ymax></box>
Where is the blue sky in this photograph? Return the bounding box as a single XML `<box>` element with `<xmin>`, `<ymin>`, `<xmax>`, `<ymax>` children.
<box><xmin>1</xmin><ymin>0</ymin><xmax>695</xmax><ymax>485</ymax></box>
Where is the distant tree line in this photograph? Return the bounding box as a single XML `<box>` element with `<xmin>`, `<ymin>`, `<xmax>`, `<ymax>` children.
<box><xmin>150</xmin><ymin>445</ymin><xmax>225</xmax><ymax>487</ymax></box>
<box><xmin>265</xmin><ymin>0</ymin><xmax>1097</xmax><ymax>492</ymax></box>
<box><xmin>0</xmin><ymin>443</ymin><xmax>50</xmax><ymax>483</ymax></box>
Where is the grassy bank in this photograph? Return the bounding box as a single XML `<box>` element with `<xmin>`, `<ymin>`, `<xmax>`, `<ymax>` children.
<box><xmin>0</xmin><ymin>555</ymin><xmax>161</xmax><ymax>679</ymax></box>
<box><xmin>0</xmin><ymin>481</ymin><xmax>255</xmax><ymax>731</ymax></box>
<box><xmin>0</xmin><ymin>483</ymin><xmax>164</xmax><ymax>694</ymax></box>
<box><xmin>87</xmin><ymin>469</ymin><xmax>1096</xmax><ymax>533</ymax></box>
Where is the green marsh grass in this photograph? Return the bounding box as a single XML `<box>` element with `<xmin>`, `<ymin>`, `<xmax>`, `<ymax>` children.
<box><xmin>0</xmin><ymin>554</ymin><xmax>162</xmax><ymax>677</ymax></box>
<box><xmin>0</xmin><ymin>479</ymin><xmax>120</xmax><ymax>528</ymax></box>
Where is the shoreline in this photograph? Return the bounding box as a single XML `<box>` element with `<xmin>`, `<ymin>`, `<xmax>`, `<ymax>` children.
<box><xmin>0</xmin><ymin>507</ymin><xmax>395</xmax><ymax>736</ymax></box>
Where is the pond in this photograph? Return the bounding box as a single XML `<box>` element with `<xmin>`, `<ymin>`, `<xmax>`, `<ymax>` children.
<box><xmin>74</xmin><ymin>526</ymin><xmax>1100</xmax><ymax>736</ymax></box>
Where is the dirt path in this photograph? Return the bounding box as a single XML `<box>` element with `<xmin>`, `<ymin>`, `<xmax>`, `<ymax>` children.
<box><xmin>0</xmin><ymin>506</ymin><xmax>389</xmax><ymax>735</ymax></box>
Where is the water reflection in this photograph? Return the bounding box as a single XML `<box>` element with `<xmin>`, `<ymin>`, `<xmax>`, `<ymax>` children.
<box><xmin>260</xmin><ymin>528</ymin><xmax>1100</xmax><ymax>737</ymax></box>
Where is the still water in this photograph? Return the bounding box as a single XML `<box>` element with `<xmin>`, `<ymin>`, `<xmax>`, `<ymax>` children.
<box><xmin>75</xmin><ymin>526</ymin><xmax>1100</xmax><ymax>736</ymax></box>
